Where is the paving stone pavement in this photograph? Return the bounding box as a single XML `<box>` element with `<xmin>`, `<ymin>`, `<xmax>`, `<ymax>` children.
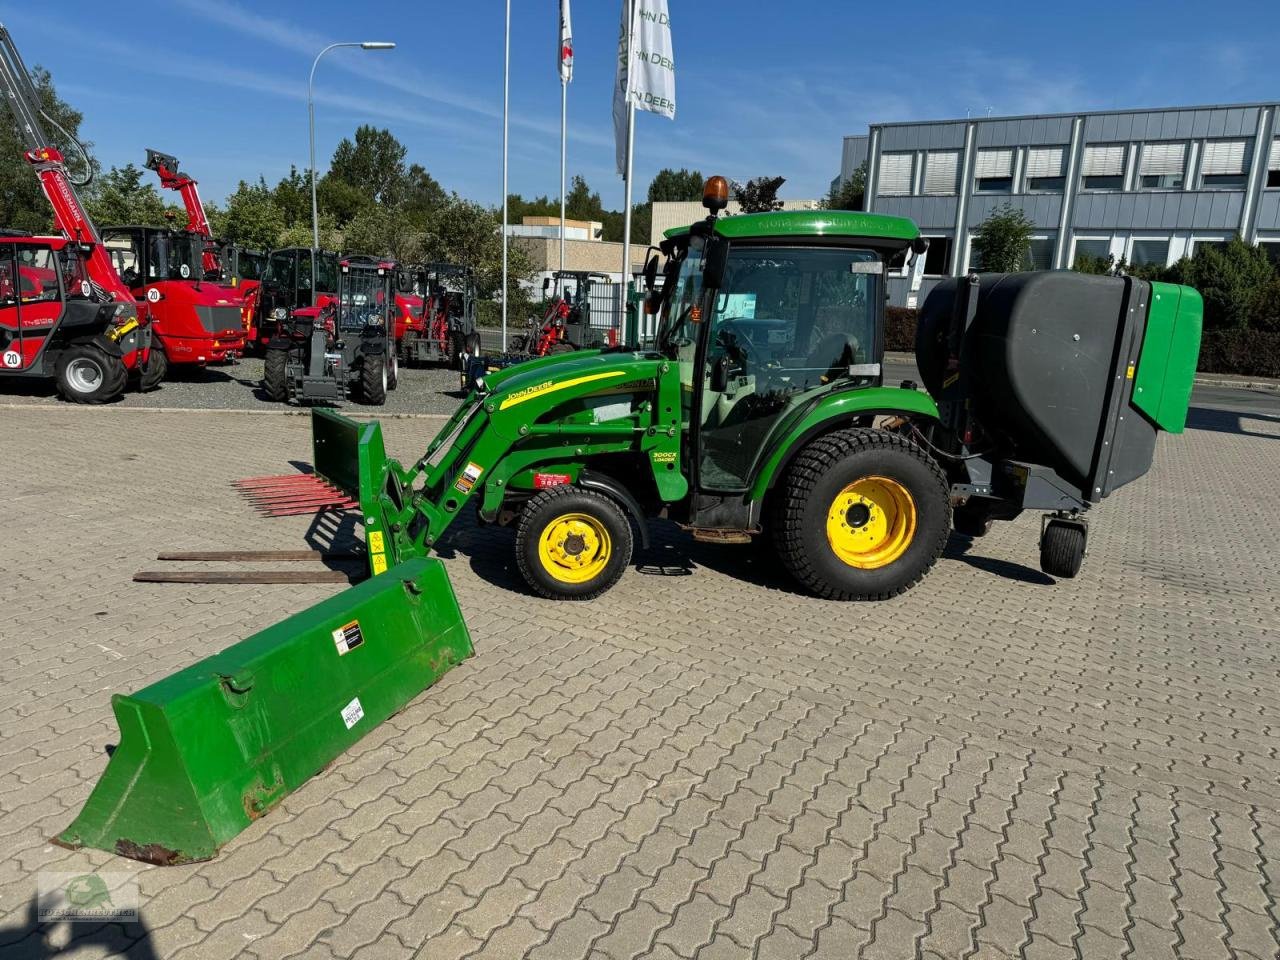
<box><xmin>0</xmin><ymin>403</ymin><xmax>1276</xmax><ymax>959</ymax></box>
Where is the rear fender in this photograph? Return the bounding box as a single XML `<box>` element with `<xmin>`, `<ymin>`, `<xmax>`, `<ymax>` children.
<box><xmin>749</xmin><ymin>387</ymin><xmax>941</xmax><ymax>500</ymax></box>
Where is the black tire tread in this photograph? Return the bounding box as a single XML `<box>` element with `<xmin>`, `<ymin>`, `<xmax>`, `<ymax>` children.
<box><xmin>263</xmin><ymin>349</ymin><xmax>289</xmax><ymax>402</ymax></box>
<box><xmin>774</xmin><ymin>428</ymin><xmax>951</xmax><ymax>600</ymax></box>
<box><xmin>360</xmin><ymin>353</ymin><xmax>387</xmax><ymax>405</ymax></box>
<box><xmin>55</xmin><ymin>344</ymin><xmax>128</xmax><ymax>404</ymax></box>
<box><xmin>1040</xmin><ymin>521</ymin><xmax>1085</xmax><ymax>579</ymax></box>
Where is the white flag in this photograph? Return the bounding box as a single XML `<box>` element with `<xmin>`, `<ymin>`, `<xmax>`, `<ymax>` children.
<box><xmin>613</xmin><ymin>0</ymin><xmax>676</xmax><ymax>175</ymax></box>
<box><xmin>559</xmin><ymin>0</ymin><xmax>573</xmax><ymax>85</ymax></box>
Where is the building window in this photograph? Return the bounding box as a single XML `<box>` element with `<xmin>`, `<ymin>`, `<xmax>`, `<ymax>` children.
<box><xmin>973</xmin><ymin>149</ymin><xmax>1014</xmax><ymax>194</ymax></box>
<box><xmin>922</xmin><ymin>151</ymin><xmax>961</xmax><ymax>196</ymax></box>
<box><xmin>1072</xmin><ymin>237</ymin><xmax>1112</xmax><ymax>269</ymax></box>
<box><xmin>1258</xmin><ymin>241</ymin><xmax>1280</xmax><ymax>266</ymax></box>
<box><xmin>1199</xmin><ymin>139</ymin><xmax>1250</xmax><ymax>189</ymax></box>
<box><xmin>1138</xmin><ymin>142</ymin><xmax>1187</xmax><ymax>190</ymax></box>
<box><xmin>1130</xmin><ymin>238</ymin><xmax>1170</xmax><ymax>267</ymax></box>
<box><xmin>1192</xmin><ymin>238</ymin><xmax>1231</xmax><ymax>256</ymax></box>
<box><xmin>1080</xmin><ymin>144</ymin><xmax>1126</xmax><ymax>190</ymax></box>
<box><xmin>1025</xmin><ymin>146</ymin><xmax>1067</xmax><ymax>192</ymax></box>
<box><xmin>1267</xmin><ymin>139</ymin><xmax>1280</xmax><ymax>188</ymax></box>
<box><xmin>1028</xmin><ymin>237</ymin><xmax>1056</xmax><ymax>271</ymax></box>
<box><xmin>921</xmin><ymin>237</ymin><xmax>953</xmax><ymax>275</ymax></box>
<box><xmin>877</xmin><ymin>152</ymin><xmax>914</xmax><ymax>197</ymax></box>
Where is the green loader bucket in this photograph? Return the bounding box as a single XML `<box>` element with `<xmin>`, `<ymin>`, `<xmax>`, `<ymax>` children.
<box><xmin>59</xmin><ymin>557</ymin><xmax>472</xmax><ymax>864</ymax></box>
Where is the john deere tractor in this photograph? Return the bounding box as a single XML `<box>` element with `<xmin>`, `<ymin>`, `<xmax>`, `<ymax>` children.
<box><xmin>58</xmin><ymin>177</ymin><xmax>1204</xmax><ymax>867</ymax></box>
<box><xmin>312</xmin><ymin>176</ymin><xmax>1202</xmax><ymax>600</ymax></box>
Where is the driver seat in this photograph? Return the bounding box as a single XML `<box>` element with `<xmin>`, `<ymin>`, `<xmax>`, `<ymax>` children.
<box><xmin>805</xmin><ymin>333</ymin><xmax>860</xmax><ymax>387</ymax></box>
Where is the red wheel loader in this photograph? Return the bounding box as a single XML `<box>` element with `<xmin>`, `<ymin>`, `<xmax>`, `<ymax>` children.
<box><xmin>58</xmin><ymin>191</ymin><xmax>1202</xmax><ymax>866</ymax></box>
<box><xmin>0</xmin><ymin>24</ymin><xmax>156</xmax><ymax>402</ymax></box>
<box><xmin>395</xmin><ymin>262</ymin><xmax>478</xmax><ymax>369</ymax></box>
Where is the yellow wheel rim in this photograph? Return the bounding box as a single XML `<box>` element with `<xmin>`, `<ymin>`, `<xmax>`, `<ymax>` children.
<box><xmin>537</xmin><ymin>512</ymin><xmax>612</xmax><ymax>584</ymax></box>
<box><xmin>825</xmin><ymin>476</ymin><xmax>917</xmax><ymax>569</ymax></box>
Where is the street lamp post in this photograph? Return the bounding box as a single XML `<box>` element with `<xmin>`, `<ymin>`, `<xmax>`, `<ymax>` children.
<box><xmin>308</xmin><ymin>40</ymin><xmax>395</xmax><ymax>300</ymax></box>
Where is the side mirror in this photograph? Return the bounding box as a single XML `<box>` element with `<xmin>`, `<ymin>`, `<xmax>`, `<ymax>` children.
<box><xmin>542</xmin><ymin>277</ymin><xmax>551</xmax><ymax>293</ymax></box>
<box><xmin>642</xmin><ymin>253</ymin><xmax>659</xmax><ymax>292</ymax></box>
<box><xmin>912</xmin><ymin>236</ymin><xmax>930</xmax><ymax>256</ymax></box>
<box><xmin>709</xmin><ymin>354</ymin><xmax>731</xmax><ymax>392</ymax></box>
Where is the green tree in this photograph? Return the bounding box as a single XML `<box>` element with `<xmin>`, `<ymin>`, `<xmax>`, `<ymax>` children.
<box><xmin>85</xmin><ymin>163</ymin><xmax>180</xmax><ymax>226</ymax></box>
<box><xmin>341</xmin><ymin>205</ymin><xmax>424</xmax><ymax>263</ymax></box>
<box><xmin>216</xmin><ymin>178</ymin><xmax>285</xmax><ymax>250</ymax></box>
<box><xmin>647</xmin><ymin>168</ymin><xmax>704</xmax><ymax>202</ymax></box>
<box><xmin>970</xmin><ymin>203</ymin><xmax>1034</xmax><ymax>272</ymax></box>
<box><xmin>0</xmin><ymin>66</ymin><xmax>95</xmax><ymax>233</ymax></box>
<box><xmin>735</xmin><ymin>176</ymin><xmax>786</xmax><ymax>213</ymax></box>
<box><xmin>271</xmin><ymin>166</ymin><xmax>313</xmax><ymax>232</ymax></box>
<box><xmin>564</xmin><ymin>175</ymin><xmax>605</xmax><ymax>221</ymax></box>
<box><xmin>824</xmin><ymin>163</ymin><xmax>866</xmax><ymax>211</ymax></box>
<box><xmin>316</xmin><ymin>174</ymin><xmax>372</xmax><ymax>227</ymax></box>
<box><xmin>400</xmin><ymin>163</ymin><xmax>446</xmax><ymax>226</ymax></box>
<box><xmin>328</xmin><ymin>125</ymin><xmax>407</xmax><ymax>205</ymax></box>
<box><xmin>422</xmin><ymin>196</ymin><xmax>531</xmax><ymax>299</ymax></box>
<box><xmin>1165</xmin><ymin>237</ymin><xmax>1276</xmax><ymax>330</ymax></box>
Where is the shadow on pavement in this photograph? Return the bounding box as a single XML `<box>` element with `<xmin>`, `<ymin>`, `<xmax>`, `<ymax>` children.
<box><xmin>943</xmin><ymin>533</ymin><xmax>1054</xmax><ymax>586</ymax></box>
<box><xmin>0</xmin><ymin>899</ymin><xmax>160</xmax><ymax>959</ymax></box>
<box><xmin>1185</xmin><ymin>404</ymin><xmax>1280</xmax><ymax>439</ymax></box>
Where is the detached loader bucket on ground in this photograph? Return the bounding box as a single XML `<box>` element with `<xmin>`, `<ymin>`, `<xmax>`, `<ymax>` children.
<box><xmin>60</xmin><ymin>556</ymin><xmax>472</xmax><ymax>864</ymax></box>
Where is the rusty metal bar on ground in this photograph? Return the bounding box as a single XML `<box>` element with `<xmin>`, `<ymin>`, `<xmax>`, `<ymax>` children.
<box><xmin>134</xmin><ymin>570</ymin><xmax>359</xmax><ymax>585</ymax></box>
<box><xmin>156</xmin><ymin>550</ymin><xmax>361</xmax><ymax>562</ymax></box>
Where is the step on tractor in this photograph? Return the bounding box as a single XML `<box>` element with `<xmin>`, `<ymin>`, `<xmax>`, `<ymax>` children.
<box><xmin>0</xmin><ymin>24</ymin><xmax>156</xmax><ymax>403</ymax></box>
<box><xmin>396</xmin><ymin>262</ymin><xmax>478</xmax><ymax>368</ymax></box>
<box><xmin>263</xmin><ymin>254</ymin><xmax>399</xmax><ymax>405</ymax></box>
<box><xmin>243</xmin><ymin>247</ymin><xmax>339</xmax><ymax>352</ymax></box>
<box><xmin>59</xmin><ymin>178</ymin><xmax>1202</xmax><ymax>865</ymax></box>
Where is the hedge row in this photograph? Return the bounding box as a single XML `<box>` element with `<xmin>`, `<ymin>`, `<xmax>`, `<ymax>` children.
<box><xmin>882</xmin><ymin>306</ymin><xmax>1280</xmax><ymax>377</ymax></box>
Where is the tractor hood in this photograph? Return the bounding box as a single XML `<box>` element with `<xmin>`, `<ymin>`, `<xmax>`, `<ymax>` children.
<box><xmin>481</xmin><ymin>349</ymin><xmax>657</xmax><ymax>412</ymax></box>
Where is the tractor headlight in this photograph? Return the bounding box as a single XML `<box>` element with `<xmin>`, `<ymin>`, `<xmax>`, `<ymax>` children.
<box><xmin>271</xmin><ymin>307</ymin><xmax>288</xmax><ymax>320</ymax></box>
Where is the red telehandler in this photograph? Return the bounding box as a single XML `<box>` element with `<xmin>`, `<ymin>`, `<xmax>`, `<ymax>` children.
<box><xmin>0</xmin><ymin>24</ymin><xmax>158</xmax><ymax>402</ymax></box>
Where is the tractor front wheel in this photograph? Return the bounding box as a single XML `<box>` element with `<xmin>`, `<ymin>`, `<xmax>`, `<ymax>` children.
<box><xmin>516</xmin><ymin>486</ymin><xmax>633</xmax><ymax>600</ymax></box>
<box><xmin>387</xmin><ymin>350</ymin><xmax>399</xmax><ymax>391</ymax></box>
<box><xmin>775</xmin><ymin>428</ymin><xmax>951</xmax><ymax>600</ymax></box>
<box><xmin>55</xmin><ymin>343</ymin><xmax>128</xmax><ymax>404</ymax></box>
<box><xmin>360</xmin><ymin>354</ymin><xmax>388</xmax><ymax>405</ymax></box>
<box><xmin>138</xmin><ymin>342</ymin><xmax>166</xmax><ymax>391</ymax></box>
<box><xmin>263</xmin><ymin>349</ymin><xmax>289</xmax><ymax>402</ymax></box>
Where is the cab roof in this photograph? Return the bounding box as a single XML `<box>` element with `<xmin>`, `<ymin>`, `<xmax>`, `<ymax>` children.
<box><xmin>664</xmin><ymin>209</ymin><xmax>918</xmax><ymax>244</ymax></box>
<box><xmin>0</xmin><ymin>235</ymin><xmax>70</xmax><ymax>248</ymax></box>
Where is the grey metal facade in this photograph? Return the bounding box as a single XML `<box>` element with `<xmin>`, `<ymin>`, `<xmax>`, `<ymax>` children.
<box><xmin>839</xmin><ymin>102</ymin><xmax>1280</xmax><ymax>305</ymax></box>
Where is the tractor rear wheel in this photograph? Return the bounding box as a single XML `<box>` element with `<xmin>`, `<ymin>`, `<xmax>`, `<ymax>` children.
<box><xmin>139</xmin><ymin>342</ymin><xmax>166</xmax><ymax>391</ymax></box>
<box><xmin>55</xmin><ymin>343</ymin><xmax>128</xmax><ymax>404</ymax></box>
<box><xmin>774</xmin><ymin>428</ymin><xmax>951</xmax><ymax>600</ymax></box>
<box><xmin>360</xmin><ymin>354</ymin><xmax>388</xmax><ymax>405</ymax></box>
<box><xmin>516</xmin><ymin>486</ymin><xmax>633</xmax><ymax>600</ymax></box>
<box><xmin>263</xmin><ymin>349</ymin><xmax>289</xmax><ymax>402</ymax></box>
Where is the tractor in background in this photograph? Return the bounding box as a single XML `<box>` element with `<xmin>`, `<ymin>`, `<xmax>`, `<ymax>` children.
<box><xmin>0</xmin><ymin>25</ymin><xmax>156</xmax><ymax>402</ymax></box>
<box><xmin>263</xmin><ymin>255</ymin><xmax>398</xmax><ymax>405</ymax></box>
<box><xmin>242</xmin><ymin>247</ymin><xmax>339</xmax><ymax>351</ymax></box>
<box><xmin>397</xmin><ymin>262</ymin><xmax>478</xmax><ymax>368</ymax></box>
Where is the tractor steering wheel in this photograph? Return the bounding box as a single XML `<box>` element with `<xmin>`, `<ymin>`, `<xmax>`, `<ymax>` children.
<box><xmin>716</xmin><ymin>321</ymin><xmax>758</xmax><ymax>373</ymax></box>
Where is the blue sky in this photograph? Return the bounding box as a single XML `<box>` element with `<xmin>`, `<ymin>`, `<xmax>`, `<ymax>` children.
<box><xmin>2</xmin><ymin>1</ymin><xmax>1277</xmax><ymax>209</ymax></box>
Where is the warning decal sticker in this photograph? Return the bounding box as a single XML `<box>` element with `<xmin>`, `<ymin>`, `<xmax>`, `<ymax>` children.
<box><xmin>341</xmin><ymin>697</ymin><xmax>364</xmax><ymax>730</ymax></box>
<box><xmin>332</xmin><ymin>620</ymin><xmax>365</xmax><ymax>656</ymax></box>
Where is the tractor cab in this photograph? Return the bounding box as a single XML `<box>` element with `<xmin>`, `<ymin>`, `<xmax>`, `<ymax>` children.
<box><xmin>261</xmin><ymin>254</ymin><xmax>397</xmax><ymax>406</ymax></box>
<box><xmin>652</xmin><ymin>196</ymin><xmax>920</xmax><ymax>496</ymax></box>
<box><xmin>218</xmin><ymin>244</ymin><xmax>267</xmax><ymax>286</ymax></box>
<box><xmin>101</xmin><ymin>225</ymin><xmax>246</xmax><ymax>364</ymax></box>
<box><xmin>246</xmin><ymin>247</ymin><xmax>339</xmax><ymax>348</ymax></box>
<box><xmin>0</xmin><ymin>236</ymin><xmax>141</xmax><ymax>401</ymax></box>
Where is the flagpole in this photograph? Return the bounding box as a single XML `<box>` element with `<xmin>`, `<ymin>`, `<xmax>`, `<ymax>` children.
<box><xmin>501</xmin><ymin>0</ymin><xmax>511</xmax><ymax>351</ymax></box>
<box><xmin>559</xmin><ymin>80</ymin><xmax>567</xmax><ymax>295</ymax></box>
<box><xmin>619</xmin><ymin>0</ymin><xmax>637</xmax><ymax>306</ymax></box>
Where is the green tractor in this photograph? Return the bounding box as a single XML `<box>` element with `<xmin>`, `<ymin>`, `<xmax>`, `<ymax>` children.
<box><xmin>314</xmin><ymin>177</ymin><xmax>1203</xmax><ymax>600</ymax></box>
<box><xmin>59</xmin><ymin>178</ymin><xmax>1203</xmax><ymax>865</ymax></box>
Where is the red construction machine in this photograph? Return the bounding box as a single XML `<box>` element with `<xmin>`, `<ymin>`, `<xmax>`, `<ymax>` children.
<box><xmin>394</xmin><ymin>262</ymin><xmax>478</xmax><ymax>368</ymax></box>
<box><xmin>0</xmin><ymin>24</ymin><xmax>157</xmax><ymax>402</ymax></box>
